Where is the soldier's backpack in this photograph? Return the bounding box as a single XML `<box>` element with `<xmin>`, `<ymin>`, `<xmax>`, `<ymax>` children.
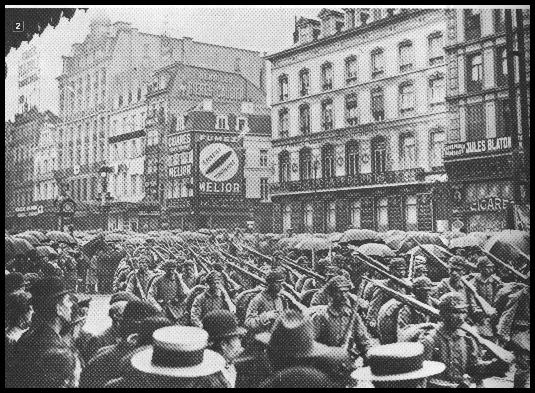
<box><xmin>235</xmin><ymin>287</ymin><xmax>263</xmax><ymax>325</ymax></box>
<box><xmin>181</xmin><ymin>284</ymin><xmax>208</xmax><ymax>326</ymax></box>
<box><xmin>377</xmin><ymin>298</ymin><xmax>404</xmax><ymax>344</ymax></box>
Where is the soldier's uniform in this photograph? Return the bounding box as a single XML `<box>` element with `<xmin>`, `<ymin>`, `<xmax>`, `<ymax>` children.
<box><xmin>396</xmin><ymin>277</ymin><xmax>435</xmax><ymax>338</ymax></box>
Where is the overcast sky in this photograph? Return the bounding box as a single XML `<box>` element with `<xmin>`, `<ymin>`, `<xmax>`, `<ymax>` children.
<box><xmin>5</xmin><ymin>6</ymin><xmax>527</xmax><ymax>122</ymax></box>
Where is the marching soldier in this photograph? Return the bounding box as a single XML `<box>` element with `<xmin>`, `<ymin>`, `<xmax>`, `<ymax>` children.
<box><xmin>396</xmin><ymin>276</ymin><xmax>436</xmax><ymax>338</ymax></box>
<box><xmin>181</xmin><ymin>259</ymin><xmax>198</xmax><ymax>289</ymax></box>
<box><xmin>125</xmin><ymin>256</ymin><xmax>156</xmax><ymax>300</ymax></box>
<box><xmin>433</xmin><ymin>256</ymin><xmax>472</xmax><ymax>305</ymax></box>
<box><xmin>309</xmin><ymin>266</ymin><xmax>343</xmax><ymax>306</ymax></box>
<box><xmin>469</xmin><ymin>256</ymin><xmax>503</xmax><ymax>306</ymax></box>
<box><xmin>244</xmin><ymin>268</ymin><xmax>288</xmax><ymax>334</ymax></box>
<box><xmin>190</xmin><ymin>271</ymin><xmax>236</xmax><ymax>328</ymax></box>
<box><xmin>418</xmin><ymin>292</ymin><xmax>508</xmax><ymax>388</ymax></box>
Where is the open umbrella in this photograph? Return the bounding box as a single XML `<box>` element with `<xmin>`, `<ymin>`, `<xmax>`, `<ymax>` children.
<box><xmin>104</xmin><ymin>232</ymin><xmax>129</xmax><ymax>243</ymax></box>
<box><xmin>339</xmin><ymin>229</ymin><xmax>383</xmax><ymax>244</ymax></box>
<box><xmin>197</xmin><ymin>228</ymin><xmax>212</xmax><ymax>235</ymax></box>
<box><xmin>295</xmin><ymin>236</ymin><xmax>331</xmax><ymax>252</ymax></box>
<box><xmin>449</xmin><ymin>232</ymin><xmax>489</xmax><ymax>249</ymax></box>
<box><xmin>35</xmin><ymin>245</ymin><xmax>59</xmax><ymax>258</ymax></box>
<box><xmin>389</xmin><ymin>232</ymin><xmax>447</xmax><ymax>254</ymax></box>
<box><xmin>329</xmin><ymin>232</ymin><xmax>343</xmax><ymax>243</ymax></box>
<box><xmin>408</xmin><ymin>244</ymin><xmax>453</xmax><ymax>261</ymax></box>
<box><xmin>10</xmin><ymin>237</ymin><xmax>35</xmax><ymax>255</ymax></box>
<box><xmin>484</xmin><ymin>230</ymin><xmax>530</xmax><ymax>264</ymax></box>
<box><xmin>13</xmin><ymin>233</ymin><xmax>42</xmax><ymax>246</ymax></box>
<box><xmin>381</xmin><ymin>230</ymin><xmax>406</xmax><ymax>242</ymax></box>
<box><xmin>357</xmin><ymin>243</ymin><xmax>395</xmax><ymax>258</ymax></box>
<box><xmin>21</xmin><ymin>230</ymin><xmax>50</xmax><ymax>243</ymax></box>
<box><xmin>47</xmin><ymin>231</ymin><xmax>77</xmax><ymax>245</ymax></box>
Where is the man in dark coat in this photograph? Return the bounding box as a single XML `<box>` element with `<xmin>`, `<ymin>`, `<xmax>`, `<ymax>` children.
<box><xmin>7</xmin><ymin>277</ymin><xmax>80</xmax><ymax>388</ymax></box>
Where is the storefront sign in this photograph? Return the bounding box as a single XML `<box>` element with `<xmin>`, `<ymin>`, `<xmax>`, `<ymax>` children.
<box><xmin>166</xmin><ymin>198</ymin><xmax>191</xmax><ymax>209</ymax></box>
<box><xmin>469</xmin><ymin>197</ymin><xmax>512</xmax><ymax>212</ymax></box>
<box><xmin>168</xmin><ymin>132</ymin><xmax>191</xmax><ymax>153</ymax></box>
<box><xmin>168</xmin><ymin>164</ymin><xmax>192</xmax><ymax>178</ymax></box>
<box><xmin>196</xmin><ymin>132</ymin><xmax>240</xmax><ymax>144</ymax></box>
<box><xmin>15</xmin><ymin>205</ymin><xmax>43</xmax><ymax>217</ymax></box>
<box><xmin>444</xmin><ymin>136</ymin><xmax>512</xmax><ymax>159</ymax></box>
<box><xmin>198</xmin><ymin>142</ymin><xmax>243</xmax><ymax>195</ymax></box>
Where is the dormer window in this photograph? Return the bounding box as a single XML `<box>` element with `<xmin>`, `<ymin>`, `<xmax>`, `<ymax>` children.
<box><xmin>321</xmin><ymin>62</ymin><xmax>333</xmax><ymax>90</ymax></box>
<box><xmin>237</xmin><ymin>117</ymin><xmax>247</xmax><ymax>132</ymax></box>
<box><xmin>216</xmin><ymin>115</ymin><xmax>228</xmax><ymax>130</ymax></box>
<box><xmin>279</xmin><ymin>74</ymin><xmax>289</xmax><ymax>101</ymax></box>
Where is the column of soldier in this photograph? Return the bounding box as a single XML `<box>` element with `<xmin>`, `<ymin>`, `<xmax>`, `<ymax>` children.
<box><xmin>5</xmin><ymin>234</ymin><xmax>530</xmax><ymax>388</ymax></box>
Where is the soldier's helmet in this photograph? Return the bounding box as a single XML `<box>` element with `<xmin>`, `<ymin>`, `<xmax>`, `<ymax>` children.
<box><xmin>412</xmin><ymin>276</ymin><xmax>434</xmax><ymax>291</ymax></box>
<box><xmin>448</xmin><ymin>255</ymin><xmax>467</xmax><ymax>270</ymax></box>
<box><xmin>476</xmin><ymin>256</ymin><xmax>494</xmax><ymax>269</ymax></box>
<box><xmin>265</xmin><ymin>268</ymin><xmax>285</xmax><ymax>283</ymax></box>
<box><xmin>437</xmin><ymin>292</ymin><xmax>468</xmax><ymax>314</ymax></box>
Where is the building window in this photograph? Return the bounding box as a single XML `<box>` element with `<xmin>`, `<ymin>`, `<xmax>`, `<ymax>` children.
<box><xmin>377</xmin><ymin>197</ymin><xmax>388</xmax><ymax>232</ymax></box>
<box><xmin>346</xmin><ymin>141</ymin><xmax>359</xmax><ymax>176</ymax></box>
<box><xmin>279</xmin><ymin>151</ymin><xmax>291</xmax><ymax>183</ymax></box>
<box><xmin>345</xmin><ymin>94</ymin><xmax>359</xmax><ymax>126</ymax></box>
<box><xmin>321</xmin><ymin>62</ymin><xmax>333</xmax><ymax>90</ymax></box>
<box><xmin>429</xmin><ymin>74</ymin><xmax>445</xmax><ymax>105</ymax></box>
<box><xmin>321</xmin><ymin>99</ymin><xmax>333</xmax><ymax>131</ymax></box>
<box><xmin>372</xmin><ymin>136</ymin><xmax>387</xmax><ymax>174</ymax></box>
<box><xmin>464</xmin><ymin>9</ymin><xmax>482</xmax><ymax>41</ymax></box>
<box><xmin>260</xmin><ymin>178</ymin><xmax>269</xmax><ymax>201</ymax></box>
<box><xmin>405</xmin><ymin>196</ymin><xmax>418</xmax><ymax>231</ymax></box>
<box><xmin>216</xmin><ymin>115</ymin><xmax>228</xmax><ymax>130</ymax></box>
<box><xmin>118</xmin><ymin>95</ymin><xmax>123</xmax><ymax>107</ymax></box>
<box><xmin>299</xmin><ymin>68</ymin><xmax>310</xmax><ymax>96</ymax></box>
<box><xmin>237</xmin><ymin>118</ymin><xmax>247</xmax><ymax>132</ymax></box>
<box><xmin>137</xmin><ymin>87</ymin><xmax>142</xmax><ymax>102</ymax></box>
<box><xmin>466</xmin><ymin>102</ymin><xmax>486</xmax><ymax>141</ymax></box>
<box><xmin>327</xmin><ymin>201</ymin><xmax>336</xmax><ymax>232</ymax></box>
<box><xmin>322</xmin><ymin>144</ymin><xmax>335</xmax><ymax>179</ymax></box>
<box><xmin>350</xmin><ymin>200</ymin><xmax>361</xmax><ymax>229</ymax></box>
<box><xmin>279</xmin><ymin>109</ymin><xmax>289</xmax><ymax>138</ymax></box>
<box><xmin>495</xmin><ymin>99</ymin><xmax>509</xmax><ymax>138</ymax></box>
<box><xmin>259</xmin><ymin>149</ymin><xmax>268</xmax><ymax>167</ymax></box>
<box><xmin>400</xmin><ymin>133</ymin><xmax>417</xmax><ymax>169</ymax></box>
<box><xmin>399</xmin><ymin>82</ymin><xmax>415</xmax><ymax>114</ymax></box>
<box><xmin>304</xmin><ymin>203</ymin><xmax>313</xmax><ymax>232</ymax></box>
<box><xmin>466</xmin><ymin>52</ymin><xmax>483</xmax><ymax>92</ymax></box>
<box><xmin>428</xmin><ymin>32</ymin><xmax>444</xmax><ymax>66</ymax></box>
<box><xmin>495</xmin><ymin>46</ymin><xmax>508</xmax><ymax>86</ymax></box>
<box><xmin>299</xmin><ymin>148</ymin><xmax>313</xmax><ymax>180</ymax></box>
<box><xmin>283</xmin><ymin>205</ymin><xmax>292</xmax><ymax>232</ymax></box>
<box><xmin>371</xmin><ymin>87</ymin><xmax>385</xmax><ymax>121</ymax></box>
<box><xmin>345</xmin><ymin>56</ymin><xmax>358</xmax><ymax>83</ymax></box>
<box><xmin>429</xmin><ymin>130</ymin><xmax>445</xmax><ymax>168</ymax></box>
<box><xmin>279</xmin><ymin>74</ymin><xmax>288</xmax><ymax>101</ymax></box>
<box><xmin>493</xmin><ymin>9</ymin><xmax>505</xmax><ymax>34</ymax></box>
<box><xmin>299</xmin><ymin>104</ymin><xmax>310</xmax><ymax>135</ymax></box>
<box><xmin>399</xmin><ymin>40</ymin><xmax>413</xmax><ymax>72</ymax></box>
<box><xmin>371</xmin><ymin>48</ymin><xmax>384</xmax><ymax>78</ymax></box>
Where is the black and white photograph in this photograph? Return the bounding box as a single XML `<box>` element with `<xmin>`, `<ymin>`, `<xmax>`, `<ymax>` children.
<box><xmin>4</xmin><ymin>5</ymin><xmax>530</xmax><ymax>388</ymax></box>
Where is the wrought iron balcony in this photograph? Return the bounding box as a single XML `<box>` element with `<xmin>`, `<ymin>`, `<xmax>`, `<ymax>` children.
<box><xmin>271</xmin><ymin>168</ymin><xmax>425</xmax><ymax>194</ymax></box>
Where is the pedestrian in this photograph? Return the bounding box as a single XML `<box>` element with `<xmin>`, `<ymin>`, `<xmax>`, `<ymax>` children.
<box><xmin>80</xmin><ymin>299</ymin><xmax>164</xmax><ymax>388</ymax></box>
<box><xmin>256</xmin><ymin>310</ymin><xmax>350</xmax><ymax>387</ymax></box>
<box><xmin>128</xmin><ymin>326</ymin><xmax>228</xmax><ymax>388</ymax></box>
<box><xmin>309</xmin><ymin>265</ymin><xmax>343</xmax><ymax>306</ymax></box>
<box><xmin>5</xmin><ymin>290</ymin><xmax>33</xmax><ymax>349</ymax></box>
<box><xmin>147</xmin><ymin>260</ymin><xmax>190</xmax><ymax>322</ymax></box>
<box><xmin>125</xmin><ymin>256</ymin><xmax>156</xmax><ymax>300</ymax></box>
<box><xmin>244</xmin><ymin>268</ymin><xmax>288</xmax><ymax>334</ymax></box>
<box><xmin>7</xmin><ymin>277</ymin><xmax>80</xmax><ymax>388</ymax></box>
<box><xmin>202</xmin><ymin>310</ymin><xmax>247</xmax><ymax>387</ymax></box>
<box><xmin>34</xmin><ymin>347</ymin><xmax>83</xmax><ymax>388</ymax></box>
<box><xmin>418</xmin><ymin>292</ymin><xmax>509</xmax><ymax>388</ymax></box>
<box><xmin>190</xmin><ymin>271</ymin><xmax>236</xmax><ymax>328</ymax></box>
<box><xmin>351</xmin><ymin>342</ymin><xmax>446</xmax><ymax>388</ymax></box>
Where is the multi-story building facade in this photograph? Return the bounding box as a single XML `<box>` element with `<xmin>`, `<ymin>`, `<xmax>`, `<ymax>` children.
<box><xmin>142</xmin><ymin>61</ymin><xmax>270</xmax><ymax>231</ymax></box>
<box><xmin>267</xmin><ymin>8</ymin><xmax>451</xmax><ymax>234</ymax></box>
<box><xmin>56</xmin><ymin>12</ymin><xmax>268</xmax><ymax>231</ymax></box>
<box><xmin>5</xmin><ymin>109</ymin><xmax>60</xmax><ymax>231</ymax></box>
<box><xmin>443</xmin><ymin>8</ymin><xmax>530</xmax><ymax>232</ymax></box>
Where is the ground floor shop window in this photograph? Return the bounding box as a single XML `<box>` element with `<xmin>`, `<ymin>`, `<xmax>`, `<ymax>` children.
<box><xmin>304</xmin><ymin>203</ymin><xmax>313</xmax><ymax>232</ymax></box>
<box><xmin>405</xmin><ymin>195</ymin><xmax>418</xmax><ymax>231</ymax></box>
<box><xmin>327</xmin><ymin>201</ymin><xmax>336</xmax><ymax>232</ymax></box>
<box><xmin>350</xmin><ymin>199</ymin><xmax>361</xmax><ymax>228</ymax></box>
<box><xmin>283</xmin><ymin>205</ymin><xmax>292</xmax><ymax>232</ymax></box>
<box><xmin>377</xmin><ymin>197</ymin><xmax>388</xmax><ymax>232</ymax></box>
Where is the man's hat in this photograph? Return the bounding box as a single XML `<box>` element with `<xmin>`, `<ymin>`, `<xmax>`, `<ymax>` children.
<box><xmin>259</xmin><ymin>366</ymin><xmax>334</xmax><ymax>388</ymax></box>
<box><xmin>265</xmin><ymin>268</ymin><xmax>285</xmax><ymax>283</ymax></box>
<box><xmin>326</xmin><ymin>275</ymin><xmax>352</xmax><ymax>293</ymax></box>
<box><xmin>448</xmin><ymin>255</ymin><xmax>467</xmax><ymax>270</ymax></box>
<box><xmin>412</xmin><ymin>276</ymin><xmax>434</xmax><ymax>291</ymax></box>
<box><xmin>202</xmin><ymin>310</ymin><xmax>246</xmax><ymax>341</ymax></box>
<box><xmin>110</xmin><ymin>291</ymin><xmax>138</xmax><ymax>305</ymax></box>
<box><xmin>130</xmin><ymin>326</ymin><xmax>226</xmax><ymax>378</ymax></box>
<box><xmin>255</xmin><ymin>311</ymin><xmax>349</xmax><ymax>364</ymax></box>
<box><xmin>437</xmin><ymin>292</ymin><xmax>468</xmax><ymax>313</ymax></box>
<box><xmin>29</xmin><ymin>277</ymin><xmax>73</xmax><ymax>304</ymax></box>
<box><xmin>351</xmin><ymin>342</ymin><xmax>445</xmax><ymax>381</ymax></box>
<box><xmin>325</xmin><ymin>265</ymin><xmax>340</xmax><ymax>278</ymax></box>
<box><xmin>414</xmin><ymin>255</ymin><xmax>427</xmax><ymax>264</ymax></box>
<box><xmin>477</xmin><ymin>256</ymin><xmax>494</xmax><ymax>269</ymax></box>
<box><xmin>121</xmin><ymin>300</ymin><xmax>162</xmax><ymax>335</ymax></box>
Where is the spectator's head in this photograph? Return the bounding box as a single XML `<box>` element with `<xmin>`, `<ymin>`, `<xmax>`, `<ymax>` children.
<box><xmin>6</xmin><ymin>272</ymin><xmax>25</xmax><ymax>294</ymax></box>
<box><xmin>34</xmin><ymin>348</ymin><xmax>82</xmax><ymax>388</ymax></box>
<box><xmin>5</xmin><ymin>290</ymin><xmax>33</xmax><ymax>329</ymax></box>
<box><xmin>477</xmin><ymin>256</ymin><xmax>494</xmax><ymax>277</ymax></box>
<box><xmin>448</xmin><ymin>256</ymin><xmax>467</xmax><ymax>280</ymax></box>
<box><xmin>259</xmin><ymin>366</ymin><xmax>334</xmax><ymax>388</ymax></box>
<box><xmin>265</xmin><ymin>268</ymin><xmax>285</xmax><ymax>295</ymax></box>
<box><xmin>121</xmin><ymin>300</ymin><xmax>162</xmax><ymax>341</ymax></box>
<box><xmin>203</xmin><ymin>310</ymin><xmax>245</xmax><ymax>363</ymax></box>
<box><xmin>29</xmin><ymin>277</ymin><xmax>74</xmax><ymax>324</ymax></box>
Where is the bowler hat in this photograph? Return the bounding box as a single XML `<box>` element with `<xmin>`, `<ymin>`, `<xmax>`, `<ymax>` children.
<box><xmin>255</xmin><ymin>310</ymin><xmax>348</xmax><ymax>364</ymax></box>
<box><xmin>29</xmin><ymin>277</ymin><xmax>72</xmax><ymax>304</ymax></box>
<box><xmin>131</xmin><ymin>326</ymin><xmax>226</xmax><ymax>378</ymax></box>
<box><xmin>202</xmin><ymin>310</ymin><xmax>246</xmax><ymax>341</ymax></box>
<box><xmin>351</xmin><ymin>342</ymin><xmax>445</xmax><ymax>381</ymax></box>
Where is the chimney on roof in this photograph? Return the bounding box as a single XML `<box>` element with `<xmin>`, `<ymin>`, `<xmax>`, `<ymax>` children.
<box><xmin>202</xmin><ymin>99</ymin><xmax>213</xmax><ymax>112</ymax></box>
<box><xmin>318</xmin><ymin>9</ymin><xmax>345</xmax><ymax>38</ymax></box>
<box><xmin>241</xmin><ymin>101</ymin><xmax>254</xmax><ymax>114</ymax></box>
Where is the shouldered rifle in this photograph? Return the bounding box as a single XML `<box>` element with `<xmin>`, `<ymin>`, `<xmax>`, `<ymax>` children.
<box><xmin>363</xmin><ymin>277</ymin><xmax>514</xmax><ymax>363</ymax></box>
<box><xmin>477</xmin><ymin>247</ymin><xmax>528</xmax><ymax>281</ymax></box>
<box><xmin>415</xmin><ymin>241</ymin><xmax>496</xmax><ymax>317</ymax></box>
<box><xmin>353</xmin><ymin>252</ymin><xmax>413</xmax><ymax>292</ymax></box>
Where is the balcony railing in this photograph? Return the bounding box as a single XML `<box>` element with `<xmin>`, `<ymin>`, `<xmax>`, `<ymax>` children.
<box><xmin>271</xmin><ymin>168</ymin><xmax>425</xmax><ymax>194</ymax></box>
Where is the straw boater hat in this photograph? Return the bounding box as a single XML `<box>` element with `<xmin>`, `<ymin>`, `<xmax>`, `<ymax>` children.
<box><xmin>351</xmin><ymin>342</ymin><xmax>445</xmax><ymax>382</ymax></box>
<box><xmin>131</xmin><ymin>326</ymin><xmax>226</xmax><ymax>378</ymax></box>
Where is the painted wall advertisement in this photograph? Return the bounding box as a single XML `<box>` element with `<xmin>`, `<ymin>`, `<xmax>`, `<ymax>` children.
<box><xmin>197</xmin><ymin>139</ymin><xmax>244</xmax><ymax>195</ymax></box>
<box><xmin>443</xmin><ymin>136</ymin><xmax>512</xmax><ymax>159</ymax></box>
